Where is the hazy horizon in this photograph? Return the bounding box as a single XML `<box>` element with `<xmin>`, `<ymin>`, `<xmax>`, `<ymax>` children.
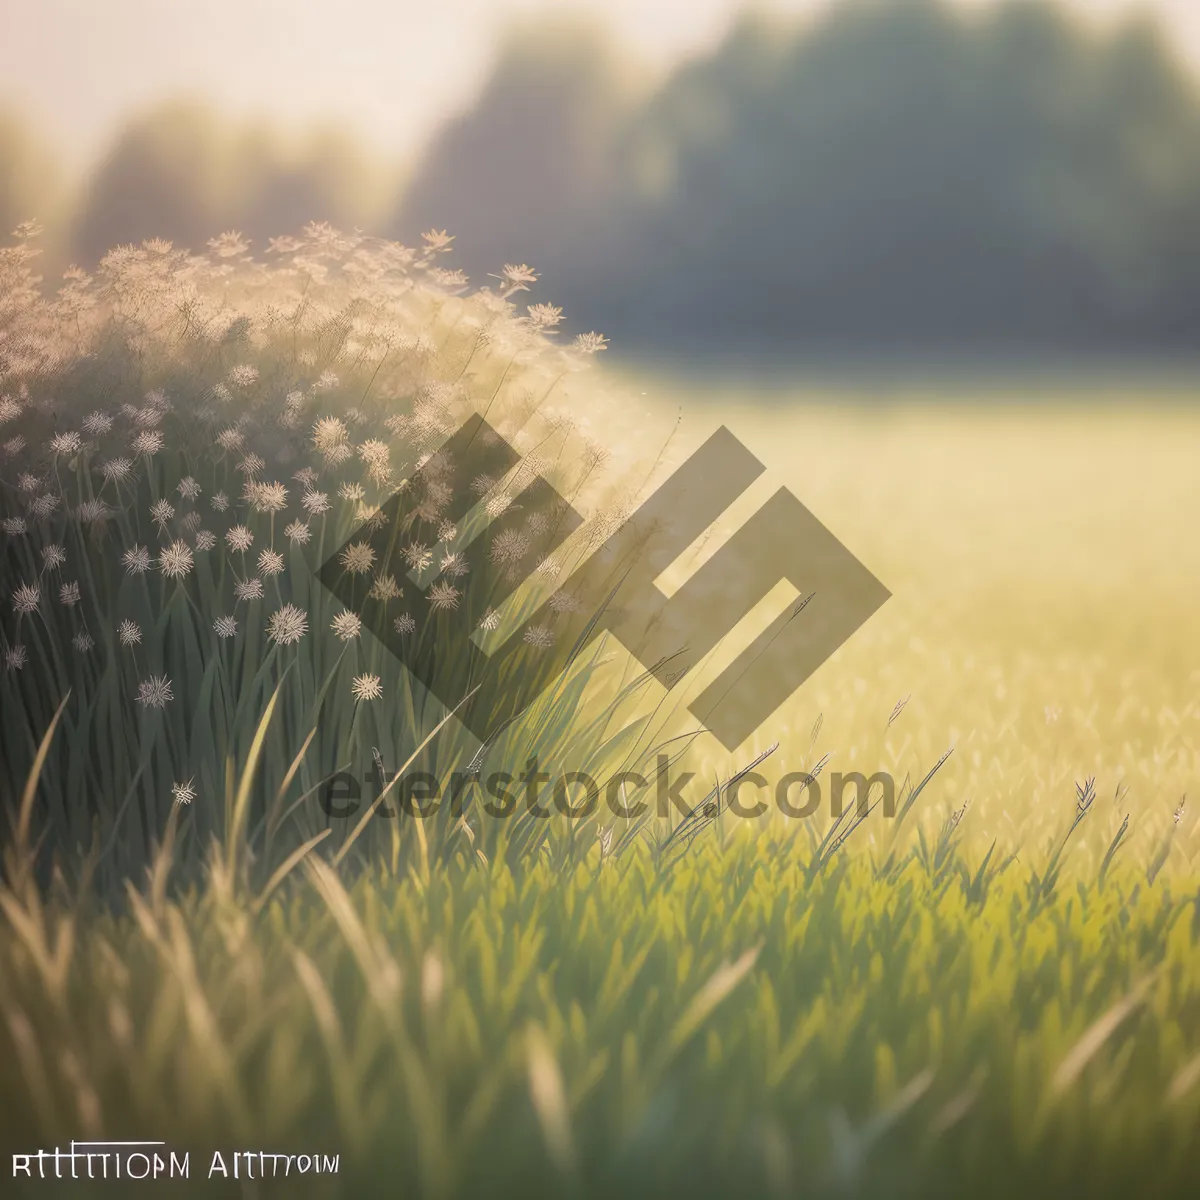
<box><xmin>4</xmin><ymin>0</ymin><xmax>1200</xmax><ymax>171</ymax></box>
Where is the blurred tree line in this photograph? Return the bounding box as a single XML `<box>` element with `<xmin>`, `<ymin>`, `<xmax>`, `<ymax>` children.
<box><xmin>7</xmin><ymin>0</ymin><xmax>1200</xmax><ymax>355</ymax></box>
<box><xmin>0</xmin><ymin>102</ymin><xmax>400</xmax><ymax>277</ymax></box>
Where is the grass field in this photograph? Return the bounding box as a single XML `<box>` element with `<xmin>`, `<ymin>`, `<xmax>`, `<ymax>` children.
<box><xmin>2</xmin><ymin>226</ymin><xmax>1200</xmax><ymax>1197</ymax></box>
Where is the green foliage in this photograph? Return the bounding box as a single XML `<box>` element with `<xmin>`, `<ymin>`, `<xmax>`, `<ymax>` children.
<box><xmin>3</xmin><ymin>713</ymin><xmax>1200</xmax><ymax>1197</ymax></box>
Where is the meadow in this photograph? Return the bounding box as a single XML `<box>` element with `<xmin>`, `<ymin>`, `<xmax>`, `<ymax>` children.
<box><xmin>1</xmin><ymin>223</ymin><xmax>1199</xmax><ymax>1197</ymax></box>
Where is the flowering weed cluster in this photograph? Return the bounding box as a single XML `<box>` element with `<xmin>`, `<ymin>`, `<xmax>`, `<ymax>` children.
<box><xmin>0</xmin><ymin>220</ymin><xmax>626</xmax><ymax>893</ymax></box>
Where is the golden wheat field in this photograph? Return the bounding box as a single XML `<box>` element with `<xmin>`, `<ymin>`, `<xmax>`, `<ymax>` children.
<box><xmin>610</xmin><ymin>375</ymin><xmax>1200</xmax><ymax>866</ymax></box>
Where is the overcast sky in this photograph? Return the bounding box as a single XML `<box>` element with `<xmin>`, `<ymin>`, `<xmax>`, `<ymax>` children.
<box><xmin>3</xmin><ymin>0</ymin><xmax>1198</xmax><ymax>168</ymax></box>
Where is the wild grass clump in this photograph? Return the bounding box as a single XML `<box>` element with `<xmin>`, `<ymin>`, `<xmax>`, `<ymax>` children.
<box><xmin>0</xmin><ymin>221</ymin><xmax>633</xmax><ymax>897</ymax></box>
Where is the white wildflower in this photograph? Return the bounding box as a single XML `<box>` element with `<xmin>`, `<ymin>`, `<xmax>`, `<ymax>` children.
<box><xmin>351</xmin><ymin>673</ymin><xmax>383</xmax><ymax>701</ymax></box>
<box><xmin>266</xmin><ymin>603</ymin><xmax>308</xmax><ymax>645</ymax></box>
<box><xmin>136</xmin><ymin>675</ymin><xmax>174</xmax><ymax>707</ymax></box>
<box><xmin>330</xmin><ymin>611</ymin><xmax>362</xmax><ymax>641</ymax></box>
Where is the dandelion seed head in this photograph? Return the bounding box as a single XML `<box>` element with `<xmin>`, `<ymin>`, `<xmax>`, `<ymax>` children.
<box><xmin>403</xmin><ymin>542</ymin><xmax>433</xmax><ymax>572</ymax></box>
<box><xmin>121</xmin><ymin>545</ymin><xmax>152</xmax><ymax>575</ymax></box>
<box><xmin>351</xmin><ymin>673</ymin><xmax>383</xmax><ymax>701</ymax></box>
<box><xmin>51</xmin><ymin>431</ymin><xmax>83</xmax><ymax>456</ymax></box>
<box><xmin>358</xmin><ymin>438</ymin><xmax>389</xmax><ymax>466</ymax></box>
<box><xmin>99</xmin><ymin>457</ymin><xmax>133</xmax><ymax>483</ymax></box>
<box><xmin>266</xmin><ymin>603</ymin><xmax>308</xmax><ymax>645</ymax></box>
<box><xmin>428</xmin><ymin>580</ymin><xmax>460</xmax><ymax>611</ymax></box>
<box><xmin>485</xmin><ymin>492</ymin><xmax>514</xmax><ymax>518</ymax></box>
<box><xmin>393</xmin><ymin>613</ymin><xmax>416</xmax><ymax>634</ymax></box>
<box><xmin>573</xmin><ymin>331</ymin><xmax>608</xmax><ymax>354</ymax></box>
<box><xmin>285</xmin><ymin>519</ymin><xmax>311</xmax><ymax>544</ymax></box>
<box><xmin>302</xmin><ymin>490</ymin><xmax>331</xmax><ymax>515</ymax></box>
<box><xmin>499</xmin><ymin>263</ymin><xmax>538</xmax><ymax>292</ymax></box>
<box><xmin>214</xmin><ymin>615</ymin><xmax>238</xmax><ymax>638</ymax></box>
<box><xmin>158</xmin><ymin>541</ymin><xmax>195</xmax><ymax>579</ymax></box>
<box><xmin>331</xmin><ymin>610</ymin><xmax>362</xmax><ymax>641</ymax></box>
<box><xmin>4</xmin><ymin>644</ymin><xmax>28</xmax><ymax>671</ymax></box>
<box><xmin>440</xmin><ymin>551</ymin><xmax>469</xmax><ymax>578</ymax></box>
<box><xmin>234</xmin><ymin>576</ymin><xmax>265</xmax><ymax>602</ymax></box>
<box><xmin>340</xmin><ymin>541</ymin><xmax>376</xmax><ymax>575</ymax></box>
<box><xmin>118</xmin><ymin>619</ymin><xmax>141</xmax><ymax>646</ymax></box>
<box><xmin>72</xmin><ymin>631</ymin><xmax>95</xmax><ymax>652</ymax></box>
<box><xmin>30</xmin><ymin>494</ymin><xmax>61</xmax><ymax>520</ymax></box>
<box><xmin>225</xmin><ymin>525</ymin><xmax>254</xmax><ymax>553</ymax></box>
<box><xmin>228</xmin><ymin>364</ymin><xmax>259</xmax><ymax>387</ymax></box>
<box><xmin>490</xmin><ymin>528</ymin><xmax>530</xmax><ymax>566</ymax></box>
<box><xmin>82</xmin><ymin>412</ymin><xmax>112</xmax><ymax>436</ymax></box>
<box><xmin>251</xmin><ymin>481</ymin><xmax>288</xmax><ymax>513</ymax></box>
<box><xmin>131</xmin><ymin>430</ymin><xmax>164</xmax><ymax>457</ymax></box>
<box><xmin>150</xmin><ymin>499</ymin><xmax>175</xmax><ymax>527</ymax></box>
<box><xmin>523</xmin><ymin>625</ymin><xmax>554</xmax><ymax>649</ymax></box>
<box><xmin>527</xmin><ymin>303</ymin><xmax>564</xmax><ymax>330</ymax></box>
<box><xmin>257</xmin><ymin>549</ymin><xmax>285</xmax><ymax>576</ymax></box>
<box><xmin>41</xmin><ymin>544</ymin><xmax>67</xmax><ymax>571</ymax></box>
<box><xmin>11</xmin><ymin>583</ymin><xmax>40</xmax><ymax>615</ymax></box>
<box><xmin>59</xmin><ymin>581</ymin><xmax>81</xmax><ymax>605</ymax></box>
<box><xmin>366</xmin><ymin>573</ymin><xmax>399</xmax><ymax>602</ymax></box>
<box><xmin>312</xmin><ymin>416</ymin><xmax>349</xmax><ymax>452</ymax></box>
<box><xmin>171</xmin><ymin>778</ymin><xmax>197</xmax><ymax>806</ymax></box>
<box><xmin>210</xmin><ymin>491</ymin><xmax>229</xmax><ymax>512</ymax></box>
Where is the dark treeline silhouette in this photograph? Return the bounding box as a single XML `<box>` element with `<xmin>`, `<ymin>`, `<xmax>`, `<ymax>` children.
<box><xmin>394</xmin><ymin>1</ymin><xmax>1200</xmax><ymax>357</ymax></box>
<box><xmin>7</xmin><ymin>0</ymin><xmax>1200</xmax><ymax>357</ymax></box>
